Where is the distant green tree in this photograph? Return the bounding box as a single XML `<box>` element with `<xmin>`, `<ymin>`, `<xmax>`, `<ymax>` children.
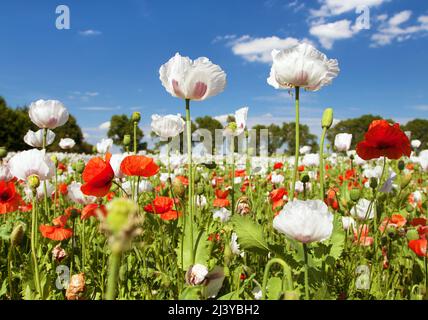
<box><xmin>0</xmin><ymin>97</ymin><xmax>92</xmax><ymax>153</ymax></box>
<box><xmin>402</xmin><ymin>119</ymin><xmax>428</xmax><ymax>148</ymax></box>
<box><xmin>108</xmin><ymin>114</ymin><xmax>147</xmax><ymax>152</ymax></box>
<box><xmin>283</xmin><ymin>122</ymin><xmax>318</xmax><ymax>154</ymax></box>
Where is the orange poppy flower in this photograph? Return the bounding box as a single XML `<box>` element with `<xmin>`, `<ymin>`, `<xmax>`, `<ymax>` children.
<box><xmin>144</xmin><ymin>196</ymin><xmax>174</xmax><ymax>214</ymax></box>
<box><xmin>273</xmin><ymin>162</ymin><xmax>283</xmax><ymax>170</ymax></box>
<box><xmin>213</xmin><ymin>198</ymin><xmax>230</xmax><ymax>208</ymax></box>
<box><xmin>81</xmin><ymin>153</ymin><xmax>115</xmax><ymax>197</ymax></box>
<box><xmin>159</xmin><ymin>210</ymin><xmax>182</xmax><ymax>221</ymax></box>
<box><xmin>408</xmin><ymin>238</ymin><xmax>427</xmax><ymax>257</ymax></box>
<box><xmin>39</xmin><ymin>225</ymin><xmax>73</xmax><ymax>241</ymax></box>
<box><xmin>356</xmin><ymin>120</ymin><xmax>411</xmax><ymax>160</ymax></box>
<box><xmin>81</xmin><ymin>203</ymin><xmax>107</xmax><ymax>220</ymax></box>
<box><xmin>235</xmin><ymin>169</ymin><xmax>246</xmax><ymax>177</ymax></box>
<box><xmin>215</xmin><ymin>189</ymin><xmax>229</xmax><ymax>199</ymax></box>
<box><xmin>0</xmin><ymin>181</ymin><xmax>23</xmax><ymax>214</ymax></box>
<box><xmin>53</xmin><ymin>214</ymin><xmax>69</xmax><ymax>227</ymax></box>
<box><xmin>120</xmin><ymin>155</ymin><xmax>159</xmax><ymax>177</ymax></box>
<box><xmin>379</xmin><ymin>214</ymin><xmax>407</xmax><ymax>232</ymax></box>
<box><xmin>175</xmin><ymin>175</ymin><xmax>189</xmax><ymax>186</ymax></box>
<box><xmin>353</xmin><ymin>225</ymin><xmax>374</xmax><ymax>246</ymax></box>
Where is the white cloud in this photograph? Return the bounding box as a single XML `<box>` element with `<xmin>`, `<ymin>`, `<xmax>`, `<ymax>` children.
<box><xmin>79</xmin><ymin>29</ymin><xmax>102</xmax><ymax>36</ymax></box>
<box><xmin>310</xmin><ymin>0</ymin><xmax>387</xmax><ymax>18</ymax></box>
<box><xmin>99</xmin><ymin>121</ymin><xmax>111</xmax><ymax>130</ymax></box>
<box><xmin>217</xmin><ymin>35</ymin><xmax>311</xmax><ymax>63</ymax></box>
<box><xmin>85</xmin><ymin>91</ymin><xmax>99</xmax><ymax>97</ymax></box>
<box><xmin>79</xmin><ymin>106</ymin><xmax>121</xmax><ymax>111</ymax></box>
<box><xmin>310</xmin><ymin>19</ymin><xmax>359</xmax><ymax>49</ymax></box>
<box><xmin>413</xmin><ymin>105</ymin><xmax>428</xmax><ymax>111</ymax></box>
<box><xmin>389</xmin><ymin>10</ymin><xmax>412</xmax><ymax>26</ymax></box>
<box><xmin>371</xmin><ymin>11</ymin><xmax>428</xmax><ymax>47</ymax></box>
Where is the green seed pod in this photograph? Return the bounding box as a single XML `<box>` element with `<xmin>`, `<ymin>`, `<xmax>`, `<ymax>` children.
<box><xmin>194</xmin><ymin>171</ymin><xmax>201</xmax><ymax>183</ymax></box>
<box><xmin>406</xmin><ymin>204</ymin><xmax>414</xmax><ymax>213</ymax></box>
<box><xmin>11</xmin><ymin>224</ymin><xmax>25</xmax><ymax>247</ymax></box>
<box><xmin>321</xmin><ymin>108</ymin><xmax>334</xmax><ymax>129</ymax></box>
<box><xmin>51</xmin><ymin>155</ymin><xmax>58</xmax><ymax>167</ymax></box>
<box><xmin>406</xmin><ymin>229</ymin><xmax>420</xmax><ymax>241</ymax></box>
<box><xmin>387</xmin><ymin>226</ymin><xmax>397</xmax><ymax>239</ymax></box>
<box><xmin>123</xmin><ymin>134</ymin><xmax>131</xmax><ymax>146</ymax></box>
<box><xmin>106</xmin><ymin>198</ymin><xmax>138</xmax><ymax>235</ymax></box>
<box><xmin>301</xmin><ymin>175</ymin><xmax>310</xmax><ymax>184</ymax></box>
<box><xmin>350</xmin><ymin>188</ymin><xmax>361</xmax><ymax>202</ymax></box>
<box><xmin>0</xmin><ymin>146</ymin><xmax>7</xmax><ymax>159</ymax></box>
<box><xmin>131</xmin><ymin>112</ymin><xmax>141</xmax><ymax>123</ymax></box>
<box><xmin>27</xmin><ymin>175</ymin><xmax>40</xmax><ymax>190</ymax></box>
<box><xmin>76</xmin><ymin>160</ymin><xmax>85</xmax><ymax>174</ymax></box>
<box><xmin>397</xmin><ymin>160</ymin><xmax>405</xmax><ymax>171</ymax></box>
<box><xmin>92</xmin><ymin>145</ymin><xmax>97</xmax><ymax>154</ymax></box>
<box><xmin>172</xmin><ymin>177</ymin><xmax>185</xmax><ymax>198</ymax></box>
<box><xmin>195</xmin><ymin>183</ymin><xmax>205</xmax><ymax>195</ymax></box>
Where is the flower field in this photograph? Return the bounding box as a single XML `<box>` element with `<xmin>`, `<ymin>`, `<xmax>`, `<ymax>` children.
<box><xmin>0</xmin><ymin>44</ymin><xmax>427</xmax><ymax>301</ymax></box>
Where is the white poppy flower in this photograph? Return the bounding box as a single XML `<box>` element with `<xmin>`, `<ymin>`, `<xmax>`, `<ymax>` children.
<box><xmin>59</xmin><ymin>138</ymin><xmax>76</xmax><ymax>150</ymax></box>
<box><xmin>411</xmin><ymin>140</ymin><xmax>421</xmax><ymax>149</ymax></box>
<box><xmin>302</xmin><ymin>153</ymin><xmax>319</xmax><ymax>167</ymax></box>
<box><xmin>299</xmin><ymin>145</ymin><xmax>311</xmax><ymax>154</ymax></box>
<box><xmin>0</xmin><ymin>165</ymin><xmax>13</xmax><ymax>181</ymax></box>
<box><xmin>334</xmin><ymin>133</ymin><xmax>353</xmax><ymax>152</ymax></box>
<box><xmin>186</xmin><ymin>264</ymin><xmax>209</xmax><ymax>286</ymax></box>
<box><xmin>67</xmin><ymin>182</ymin><xmax>96</xmax><ymax>205</ymax></box>
<box><xmin>267</xmin><ymin>43</ymin><xmax>339</xmax><ymax>91</ymax></box>
<box><xmin>196</xmin><ymin>195</ymin><xmax>207</xmax><ymax>208</ymax></box>
<box><xmin>351</xmin><ymin>199</ymin><xmax>375</xmax><ymax>220</ymax></box>
<box><xmin>273</xmin><ymin>200</ymin><xmax>334</xmax><ymax>243</ymax></box>
<box><xmin>28</xmin><ymin>99</ymin><xmax>69</xmax><ymax>129</ymax></box>
<box><xmin>224</xmin><ymin>107</ymin><xmax>249</xmax><ymax>137</ymax></box>
<box><xmin>110</xmin><ymin>153</ymin><xmax>130</xmax><ymax>179</ymax></box>
<box><xmin>271</xmin><ymin>172</ymin><xmax>284</xmax><ymax>184</ymax></box>
<box><xmin>23</xmin><ymin>129</ymin><xmax>55</xmax><ymax>148</ymax></box>
<box><xmin>24</xmin><ymin>181</ymin><xmax>55</xmax><ymax>201</ymax></box>
<box><xmin>213</xmin><ymin>207</ymin><xmax>231</xmax><ymax>223</ymax></box>
<box><xmin>342</xmin><ymin>216</ymin><xmax>356</xmax><ymax>231</ymax></box>
<box><xmin>230</xmin><ymin>232</ymin><xmax>244</xmax><ymax>257</ymax></box>
<box><xmin>159</xmin><ymin>53</ymin><xmax>226</xmax><ymax>101</ymax></box>
<box><xmin>8</xmin><ymin>149</ymin><xmax>55</xmax><ymax>181</ymax></box>
<box><xmin>96</xmin><ymin>138</ymin><xmax>113</xmax><ymax>154</ymax></box>
<box><xmin>294</xmin><ymin>181</ymin><xmax>312</xmax><ymax>193</ymax></box>
<box><xmin>151</xmin><ymin>114</ymin><xmax>186</xmax><ymax>139</ymax></box>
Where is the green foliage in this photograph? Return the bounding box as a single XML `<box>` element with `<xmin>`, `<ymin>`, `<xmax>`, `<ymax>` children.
<box><xmin>108</xmin><ymin>114</ymin><xmax>147</xmax><ymax>152</ymax></box>
<box><xmin>402</xmin><ymin>119</ymin><xmax>428</xmax><ymax>148</ymax></box>
<box><xmin>231</xmin><ymin>215</ymin><xmax>270</xmax><ymax>254</ymax></box>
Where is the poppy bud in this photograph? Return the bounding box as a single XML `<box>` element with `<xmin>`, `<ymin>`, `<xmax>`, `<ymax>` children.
<box><xmin>387</xmin><ymin>226</ymin><xmax>397</xmax><ymax>239</ymax></box>
<box><xmin>172</xmin><ymin>177</ymin><xmax>185</xmax><ymax>198</ymax></box>
<box><xmin>92</xmin><ymin>145</ymin><xmax>97</xmax><ymax>154</ymax></box>
<box><xmin>51</xmin><ymin>155</ymin><xmax>58</xmax><ymax>166</ymax></box>
<box><xmin>369</xmin><ymin>177</ymin><xmax>378</xmax><ymax>189</ymax></box>
<box><xmin>301</xmin><ymin>175</ymin><xmax>310</xmax><ymax>184</ymax></box>
<box><xmin>397</xmin><ymin>160</ymin><xmax>405</xmax><ymax>171</ymax></box>
<box><xmin>106</xmin><ymin>198</ymin><xmax>138</xmax><ymax>235</ymax></box>
<box><xmin>66</xmin><ymin>273</ymin><xmax>86</xmax><ymax>300</ymax></box>
<box><xmin>400</xmin><ymin>174</ymin><xmax>412</xmax><ymax>189</ymax></box>
<box><xmin>350</xmin><ymin>188</ymin><xmax>361</xmax><ymax>202</ymax></box>
<box><xmin>195</xmin><ymin>183</ymin><xmax>205</xmax><ymax>195</ymax></box>
<box><xmin>123</xmin><ymin>134</ymin><xmax>131</xmax><ymax>146</ymax></box>
<box><xmin>224</xmin><ymin>242</ymin><xmax>232</xmax><ymax>266</ymax></box>
<box><xmin>406</xmin><ymin>229</ymin><xmax>420</xmax><ymax>241</ymax></box>
<box><xmin>131</xmin><ymin>111</ymin><xmax>141</xmax><ymax>123</ymax></box>
<box><xmin>406</xmin><ymin>204</ymin><xmax>414</xmax><ymax>213</ymax></box>
<box><xmin>75</xmin><ymin>160</ymin><xmax>85</xmax><ymax>174</ymax></box>
<box><xmin>0</xmin><ymin>146</ymin><xmax>7</xmax><ymax>159</ymax></box>
<box><xmin>349</xmin><ymin>154</ymin><xmax>355</xmax><ymax>161</ymax></box>
<box><xmin>321</xmin><ymin>108</ymin><xmax>334</xmax><ymax>129</ymax></box>
<box><xmin>11</xmin><ymin>224</ymin><xmax>25</xmax><ymax>247</ymax></box>
<box><xmin>27</xmin><ymin>175</ymin><xmax>40</xmax><ymax>190</ymax></box>
<box><xmin>194</xmin><ymin>171</ymin><xmax>201</xmax><ymax>183</ymax></box>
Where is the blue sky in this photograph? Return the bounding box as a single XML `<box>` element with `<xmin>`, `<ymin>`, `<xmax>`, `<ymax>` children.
<box><xmin>0</xmin><ymin>0</ymin><xmax>427</xmax><ymax>147</ymax></box>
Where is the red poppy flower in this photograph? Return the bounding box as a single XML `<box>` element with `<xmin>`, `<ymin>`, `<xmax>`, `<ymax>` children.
<box><xmin>39</xmin><ymin>225</ymin><xmax>73</xmax><ymax>241</ymax></box>
<box><xmin>143</xmin><ymin>196</ymin><xmax>180</xmax><ymax>220</ymax></box>
<box><xmin>408</xmin><ymin>238</ymin><xmax>427</xmax><ymax>257</ymax></box>
<box><xmin>81</xmin><ymin>153</ymin><xmax>115</xmax><ymax>197</ymax></box>
<box><xmin>144</xmin><ymin>196</ymin><xmax>174</xmax><ymax>214</ymax></box>
<box><xmin>410</xmin><ymin>218</ymin><xmax>427</xmax><ymax>227</ymax></box>
<box><xmin>175</xmin><ymin>175</ymin><xmax>189</xmax><ymax>186</ymax></box>
<box><xmin>270</xmin><ymin>188</ymin><xmax>287</xmax><ymax>202</ymax></box>
<box><xmin>53</xmin><ymin>214</ymin><xmax>69</xmax><ymax>227</ymax></box>
<box><xmin>81</xmin><ymin>203</ymin><xmax>107</xmax><ymax>220</ymax></box>
<box><xmin>215</xmin><ymin>189</ymin><xmax>229</xmax><ymax>199</ymax></box>
<box><xmin>58</xmin><ymin>183</ymin><xmax>68</xmax><ymax>195</ymax></box>
<box><xmin>273</xmin><ymin>162</ymin><xmax>283</xmax><ymax>170</ymax></box>
<box><xmin>0</xmin><ymin>181</ymin><xmax>23</xmax><ymax>214</ymax></box>
<box><xmin>235</xmin><ymin>169</ymin><xmax>246</xmax><ymax>177</ymax></box>
<box><xmin>353</xmin><ymin>225</ymin><xmax>374</xmax><ymax>246</ymax></box>
<box><xmin>213</xmin><ymin>198</ymin><xmax>230</xmax><ymax>208</ymax></box>
<box><xmin>356</xmin><ymin>120</ymin><xmax>411</xmax><ymax>160</ymax></box>
<box><xmin>298</xmin><ymin>165</ymin><xmax>305</xmax><ymax>172</ymax></box>
<box><xmin>120</xmin><ymin>155</ymin><xmax>159</xmax><ymax>177</ymax></box>
<box><xmin>58</xmin><ymin>162</ymin><xmax>67</xmax><ymax>172</ymax></box>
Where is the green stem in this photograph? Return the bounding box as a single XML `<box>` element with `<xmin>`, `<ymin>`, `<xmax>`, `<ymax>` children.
<box><xmin>319</xmin><ymin>127</ymin><xmax>327</xmax><ymax>200</ymax></box>
<box><xmin>133</xmin><ymin>121</ymin><xmax>138</xmax><ymax>155</ymax></box>
<box><xmin>105</xmin><ymin>248</ymin><xmax>122</xmax><ymax>300</ymax></box>
<box><xmin>290</xmin><ymin>86</ymin><xmax>300</xmax><ymax>201</ymax></box>
<box><xmin>230</xmin><ymin>137</ymin><xmax>235</xmax><ymax>216</ymax></box>
<box><xmin>8</xmin><ymin>245</ymin><xmax>13</xmax><ymax>299</ymax></box>
<box><xmin>42</xmin><ymin>128</ymin><xmax>49</xmax><ymax>219</ymax></box>
<box><xmin>185</xmin><ymin>99</ymin><xmax>195</xmax><ymax>265</ymax></box>
<box><xmin>31</xmin><ymin>195</ymin><xmax>42</xmax><ymax>297</ymax></box>
<box><xmin>303</xmin><ymin>243</ymin><xmax>310</xmax><ymax>300</ymax></box>
<box><xmin>261</xmin><ymin>258</ymin><xmax>294</xmax><ymax>300</ymax></box>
